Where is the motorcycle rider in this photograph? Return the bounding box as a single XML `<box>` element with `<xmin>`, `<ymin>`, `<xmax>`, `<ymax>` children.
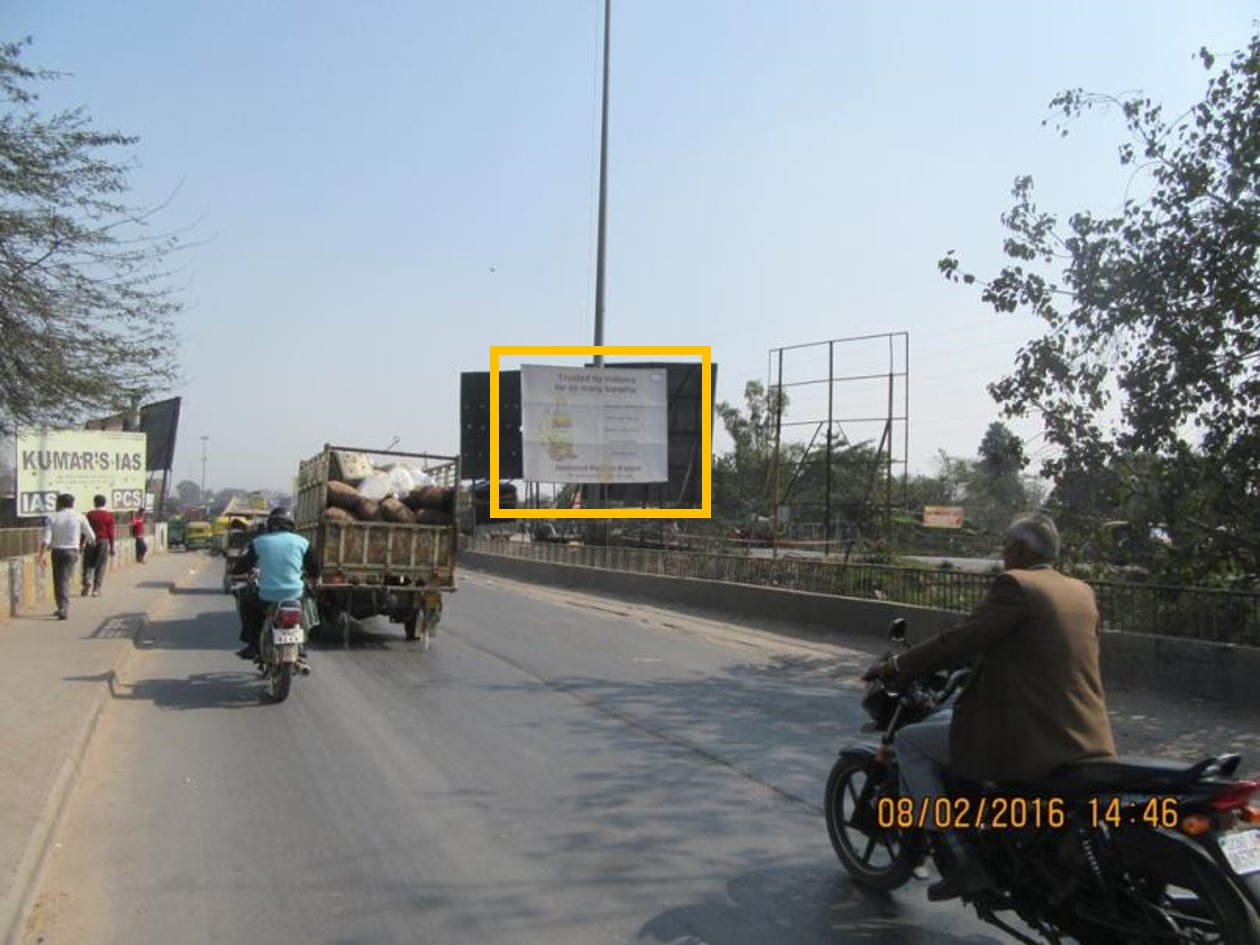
<box><xmin>863</xmin><ymin>512</ymin><xmax>1116</xmax><ymax>901</ymax></box>
<box><xmin>231</xmin><ymin>507</ymin><xmax>320</xmax><ymax>660</ymax></box>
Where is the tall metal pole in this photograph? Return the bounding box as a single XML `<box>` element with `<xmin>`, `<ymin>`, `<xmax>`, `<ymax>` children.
<box><xmin>592</xmin><ymin>0</ymin><xmax>611</xmax><ymax>367</ymax></box>
<box><xmin>200</xmin><ymin>435</ymin><xmax>209</xmax><ymax>501</ymax></box>
<box><xmin>825</xmin><ymin>341</ymin><xmax>834</xmax><ymax>556</ymax></box>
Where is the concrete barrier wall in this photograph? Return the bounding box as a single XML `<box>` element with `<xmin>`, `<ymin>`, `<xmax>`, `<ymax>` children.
<box><xmin>2</xmin><ymin>524</ymin><xmax>167</xmax><ymax>621</ymax></box>
<box><xmin>462</xmin><ymin>550</ymin><xmax>1260</xmax><ymax>709</ymax></box>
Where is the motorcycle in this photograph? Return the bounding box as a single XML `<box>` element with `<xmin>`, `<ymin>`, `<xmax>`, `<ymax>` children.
<box><xmin>230</xmin><ymin>572</ymin><xmax>311</xmax><ymax>703</ymax></box>
<box><xmin>825</xmin><ymin>618</ymin><xmax>1260</xmax><ymax>944</ymax></box>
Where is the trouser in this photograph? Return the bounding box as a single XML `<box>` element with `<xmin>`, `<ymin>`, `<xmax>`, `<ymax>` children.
<box><xmin>896</xmin><ymin>709</ymin><xmax>975</xmax><ymax>868</ymax></box>
<box><xmin>135</xmin><ymin>536</ymin><xmax>148</xmax><ymax>562</ymax></box>
<box><xmin>896</xmin><ymin>708</ymin><xmax>953</xmax><ymax>806</ymax></box>
<box><xmin>237</xmin><ymin>584</ymin><xmax>268</xmax><ymax>648</ymax></box>
<box><xmin>82</xmin><ymin>540</ymin><xmax>109</xmax><ymax>593</ymax></box>
<box><xmin>51</xmin><ymin>549</ymin><xmax>78</xmax><ymax>615</ymax></box>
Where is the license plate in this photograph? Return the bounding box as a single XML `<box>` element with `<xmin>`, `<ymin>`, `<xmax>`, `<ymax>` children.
<box><xmin>272</xmin><ymin>627</ymin><xmax>304</xmax><ymax>646</ymax></box>
<box><xmin>1219</xmin><ymin>829</ymin><xmax>1260</xmax><ymax>876</ymax></box>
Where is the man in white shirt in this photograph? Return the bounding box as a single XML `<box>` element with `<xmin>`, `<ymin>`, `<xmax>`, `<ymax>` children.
<box><xmin>38</xmin><ymin>494</ymin><xmax>95</xmax><ymax>620</ymax></box>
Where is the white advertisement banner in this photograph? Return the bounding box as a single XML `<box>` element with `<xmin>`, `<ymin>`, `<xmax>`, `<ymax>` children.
<box><xmin>15</xmin><ymin>428</ymin><xmax>148</xmax><ymax>517</ymax></box>
<box><xmin>521</xmin><ymin>365</ymin><xmax>668</xmax><ymax>483</ymax></box>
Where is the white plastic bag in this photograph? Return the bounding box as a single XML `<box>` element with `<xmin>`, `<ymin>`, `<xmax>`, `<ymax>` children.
<box><xmin>356</xmin><ymin>472</ymin><xmax>392</xmax><ymax>500</ymax></box>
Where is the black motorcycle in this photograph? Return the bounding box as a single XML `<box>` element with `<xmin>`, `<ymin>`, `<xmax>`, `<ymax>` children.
<box><xmin>824</xmin><ymin>618</ymin><xmax>1260</xmax><ymax>944</ymax></box>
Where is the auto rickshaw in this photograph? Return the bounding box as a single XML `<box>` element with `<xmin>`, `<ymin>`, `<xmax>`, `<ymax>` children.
<box><xmin>184</xmin><ymin>521</ymin><xmax>213</xmax><ymax>550</ymax></box>
<box><xmin>221</xmin><ymin>516</ymin><xmax>263</xmax><ymax>592</ymax></box>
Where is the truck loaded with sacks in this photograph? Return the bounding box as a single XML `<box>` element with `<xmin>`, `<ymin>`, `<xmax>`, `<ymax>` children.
<box><xmin>295</xmin><ymin>445</ymin><xmax>460</xmax><ymax>648</ymax></box>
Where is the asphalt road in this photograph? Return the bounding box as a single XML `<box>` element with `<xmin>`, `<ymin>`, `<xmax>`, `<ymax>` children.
<box><xmin>24</xmin><ymin>567</ymin><xmax>1020</xmax><ymax>944</ymax></box>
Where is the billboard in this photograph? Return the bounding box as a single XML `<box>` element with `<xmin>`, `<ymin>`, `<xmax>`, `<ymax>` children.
<box><xmin>521</xmin><ymin>365</ymin><xmax>668</xmax><ymax>483</ymax></box>
<box><xmin>83</xmin><ymin>396</ymin><xmax>181</xmax><ymax>472</ymax></box>
<box><xmin>15</xmin><ymin>428</ymin><xmax>148</xmax><ymax>517</ymax></box>
<box><xmin>460</xmin><ymin>362</ymin><xmax>715</xmax><ymax>508</ymax></box>
<box><xmin>460</xmin><ymin>370</ymin><xmax>523</xmax><ymax>480</ymax></box>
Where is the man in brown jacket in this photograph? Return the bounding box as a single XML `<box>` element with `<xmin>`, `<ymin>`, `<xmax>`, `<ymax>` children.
<box><xmin>864</xmin><ymin>513</ymin><xmax>1115</xmax><ymax>900</ymax></box>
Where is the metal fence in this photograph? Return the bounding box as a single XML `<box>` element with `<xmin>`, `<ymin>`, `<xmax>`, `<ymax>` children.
<box><xmin>467</xmin><ymin>538</ymin><xmax>1260</xmax><ymax>647</ymax></box>
<box><xmin>0</xmin><ymin>528</ymin><xmax>43</xmax><ymax>559</ymax></box>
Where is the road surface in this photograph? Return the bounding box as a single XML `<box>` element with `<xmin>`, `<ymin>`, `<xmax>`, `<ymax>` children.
<box><xmin>22</xmin><ymin>565</ymin><xmax>1256</xmax><ymax>944</ymax></box>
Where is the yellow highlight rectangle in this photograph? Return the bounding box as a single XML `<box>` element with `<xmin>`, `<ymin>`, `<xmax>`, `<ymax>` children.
<box><xmin>489</xmin><ymin>345</ymin><xmax>711</xmax><ymax>519</ymax></box>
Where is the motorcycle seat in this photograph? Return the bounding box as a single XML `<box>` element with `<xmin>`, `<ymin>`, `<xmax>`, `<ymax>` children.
<box><xmin>947</xmin><ymin>753</ymin><xmax>1241</xmax><ymax>798</ymax></box>
<box><xmin>1030</xmin><ymin>753</ymin><xmax>1241</xmax><ymax>795</ymax></box>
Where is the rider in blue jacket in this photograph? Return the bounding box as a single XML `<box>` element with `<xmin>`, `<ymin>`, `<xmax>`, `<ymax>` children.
<box><xmin>231</xmin><ymin>507</ymin><xmax>320</xmax><ymax>660</ymax></box>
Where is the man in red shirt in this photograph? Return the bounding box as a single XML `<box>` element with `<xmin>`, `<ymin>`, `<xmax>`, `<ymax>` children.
<box><xmin>131</xmin><ymin>507</ymin><xmax>148</xmax><ymax>563</ymax></box>
<box><xmin>82</xmin><ymin>495</ymin><xmax>116</xmax><ymax>597</ymax></box>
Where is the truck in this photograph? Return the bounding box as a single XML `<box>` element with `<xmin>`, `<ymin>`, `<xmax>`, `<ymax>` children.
<box><xmin>294</xmin><ymin>445</ymin><xmax>461</xmax><ymax>648</ymax></box>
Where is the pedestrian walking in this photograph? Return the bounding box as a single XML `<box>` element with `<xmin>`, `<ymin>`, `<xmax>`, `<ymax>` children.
<box><xmin>37</xmin><ymin>494</ymin><xmax>95</xmax><ymax>620</ymax></box>
<box><xmin>82</xmin><ymin>494</ymin><xmax>117</xmax><ymax>596</ymax></box>
<box><xmin>131</xmin><ymin>507</ymin><xmax>148</xmax><ymax>563</ymax></box>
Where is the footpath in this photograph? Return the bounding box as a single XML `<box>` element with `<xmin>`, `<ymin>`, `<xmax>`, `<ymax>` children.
<box><xmin>0</xmin><ymin>549</ymin><xmax>210</xmax><ymax>945</ymax></box>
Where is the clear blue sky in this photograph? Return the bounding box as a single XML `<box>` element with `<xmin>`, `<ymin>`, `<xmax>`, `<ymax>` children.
<box><xmin>4</xmin><ymin>1</ymin><xmax>1255</xmax><ymax>492</ymax></box>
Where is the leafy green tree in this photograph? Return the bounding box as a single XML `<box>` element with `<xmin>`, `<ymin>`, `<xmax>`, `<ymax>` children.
<box><xmin>0</xmin><ymin>38</ymin><xmax>183</xmax><ymax>434</ymax></box>
<box><xmin>174</xmin><ymin>480</ymin><xmax>202</xmax><ymax>505</ymax></box>
<box><xmin>713</xmin><ymin>380</ymin><xmax>784</xmax><ymax>522</ymax></box>
<box><xmin>966</xmin><ymin>422</ymin><xmax>1030</xmax><ymax>535</ymax></box>
<box><xmin>940</xmin><ymin>32</ymin><xmax>1260</xmax><ymax>584</ymax></box>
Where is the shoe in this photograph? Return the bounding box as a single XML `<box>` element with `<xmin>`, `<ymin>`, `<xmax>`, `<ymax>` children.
<box><xmin>91</xmin><ymin>589</ymin><xmax>100</xmax><ymax>597</ymax></box>
<box><xmin>57</xmin><ymin>611</ymin><xmax>68</xmax><ymax>621</ymax></box>
<box><xmin>235</xmin><ymin>645</ymin><xmax>260</xmax><ymax>660</ymax></box>
<box><xmin>81</xmin><ymin>587</ymin><xmax>90</xmax><ymax>597</ymax></box>
<box><xmin>927</xmin><ymin>859</ymin><xmax>993</xmax><ymax>901</ymax></box>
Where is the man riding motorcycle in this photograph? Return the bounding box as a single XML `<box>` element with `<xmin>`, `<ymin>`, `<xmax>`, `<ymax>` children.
<box><xmin>231</xmin><ymin>507</ymin><xmax>320</xmax><ymax>661</ymax></box>
<box><xmin>862</xmin><ymin>513</ymin><xmax>1116</xmax><ymax>901</ymax></box>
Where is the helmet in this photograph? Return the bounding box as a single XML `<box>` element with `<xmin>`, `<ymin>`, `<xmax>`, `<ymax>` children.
<box><xmin>267</xmin><ymin>507</ymin><xmax>295</xmax><ymax>532</ymax></box>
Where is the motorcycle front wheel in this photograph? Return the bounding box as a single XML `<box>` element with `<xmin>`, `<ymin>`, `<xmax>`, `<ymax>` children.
<box><xmin>824</xmin><ymin>756</ymin><xmax>918</xmax><ymax>890</ymax></box>
<box><xmin>268</xmin><ymin>662</ymin><xmax>293</xmax><ymax>703</ymax></box>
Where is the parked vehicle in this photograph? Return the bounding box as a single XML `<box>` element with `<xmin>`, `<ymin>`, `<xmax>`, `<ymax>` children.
<box><xmin>825</xmin><ymin>618</ymin><xmax>1260</xmax><ymax>943</ymax></box>
<box><xmin>295</xmin><ymin>445</ymin><xmax>460</xmax><ymax>648</ymax></box>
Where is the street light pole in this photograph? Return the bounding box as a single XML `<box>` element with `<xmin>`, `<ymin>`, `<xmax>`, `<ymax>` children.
<box><xmin>200</xmin><ymin>435</ymin><xmax>209</xmax><ymax>501</ymax></box>
<box><xmin>592</xmin><ymin>0</ymin><xmax>611</xmax><ymax>367</ymax></box>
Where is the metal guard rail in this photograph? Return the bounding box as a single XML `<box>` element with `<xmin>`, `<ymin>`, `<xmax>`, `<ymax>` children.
<box><xmin>467</xmin><ymin>538</ymin><xmax>1260</xmax><ymax>647</ymax></box>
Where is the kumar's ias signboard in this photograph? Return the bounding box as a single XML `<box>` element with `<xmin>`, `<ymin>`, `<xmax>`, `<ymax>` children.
<box><xmin>15</xmin><ymin>428</ymin><xmax>147</xmax><ymax>517</ymax></box>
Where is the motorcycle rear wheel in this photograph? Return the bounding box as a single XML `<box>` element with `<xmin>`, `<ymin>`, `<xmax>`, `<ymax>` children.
<box><xmin>824</xmin><ymin>757</ymin><xmax>918</xmax><ymax>890</ymax></box>
<box><xmin>268</xmin><ymin>662</ymin><xmax>293</xmax><ymax>703</ymax></box>
<box><xmin>1110</xmin><ymin>866</ymin><xmax>1260</xmax><ymax>945</ymax></box>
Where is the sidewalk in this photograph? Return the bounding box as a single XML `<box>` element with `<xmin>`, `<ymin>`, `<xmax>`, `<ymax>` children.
<box><xmin>0</xmin><ymin>550</ymin><xmax>209</xmax><ymax>945</ymax></box>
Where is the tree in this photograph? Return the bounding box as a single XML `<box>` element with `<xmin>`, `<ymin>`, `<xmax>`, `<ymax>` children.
<box><xmin>939</xmin><ymin>32</ymin><xmax>1260</xmax><ymax>584</ymax></box>
<box><xmin>713</xmin><ymin>380</ymin><xmax>785</xmax><ymax>521</ymax></box>
<box><xmin>0</xmin><ymin>38</ymin><xmax>182</xmax><ymax>434</ymax></box>
<box><xmin>965</xmin><ymin>421</ymin><xmax>1030</xmax><ymax>535</ymax></box>
<box><xmin>174</xmin><ymin>479</ymin><xmax>202</xmax><ymax>505</ymax></box>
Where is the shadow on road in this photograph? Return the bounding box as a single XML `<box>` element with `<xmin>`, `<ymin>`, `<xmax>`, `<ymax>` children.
<box><xmin>307</xmin><ymin>615</ymin><xmax>414</xmax><ymax>652</ymax></box>
<box><xmin>104</xmin><ymin>669</ymin><xmax>267</xmax><ymax>709</ymax></box>
<box><xmin>169</xmin><ymin>585</ymin><xmax>231</xmax><ymax>596</ymax></box>
<box><xmin>84</xmin><ymin>611</ymin><xmax>148</xmax><ymax>642</ymax></box>
<box><xmin>62</xmin><ymin>668</ymin><xmax>264</xmax><ymax>709</ymax></box>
